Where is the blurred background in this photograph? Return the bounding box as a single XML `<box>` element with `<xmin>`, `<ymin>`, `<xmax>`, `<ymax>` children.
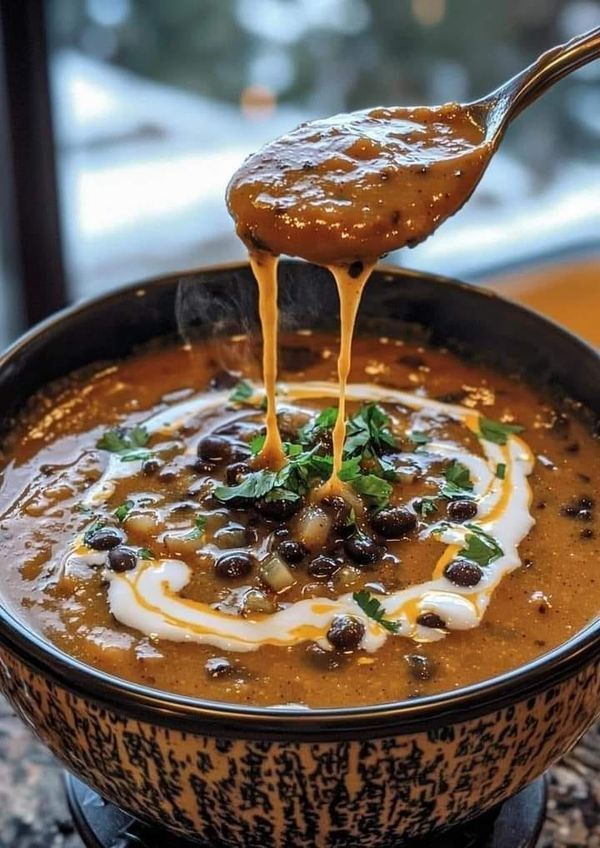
<box><xmin>0</xmin><ymin>0</ymin><xmax>598</xmax><ymax>348</ymax></box>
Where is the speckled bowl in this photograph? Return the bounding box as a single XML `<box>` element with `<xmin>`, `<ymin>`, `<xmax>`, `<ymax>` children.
<box><xmin>0</xmin><ymin>262</ymin><xmax>598</xmax><ymax>847</ymax></box>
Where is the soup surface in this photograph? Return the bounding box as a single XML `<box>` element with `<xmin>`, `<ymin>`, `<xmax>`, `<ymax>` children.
<box><xmin>0</xmin><ymin>333</ymin><xmax>598</xmax><ymax>708</ymax></box>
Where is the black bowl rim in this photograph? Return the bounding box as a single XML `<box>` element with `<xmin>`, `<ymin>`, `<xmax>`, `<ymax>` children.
<box><xmin>0</xmin><ymin>259</ymin><xmax>599</xmax><ymax>741</ymax></box>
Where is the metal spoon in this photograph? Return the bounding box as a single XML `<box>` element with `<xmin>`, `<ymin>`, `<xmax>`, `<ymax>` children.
<box><xmin>470</xmin><ymin>25</ymin><xmax>600</xmax><ymax>143</ymax></box>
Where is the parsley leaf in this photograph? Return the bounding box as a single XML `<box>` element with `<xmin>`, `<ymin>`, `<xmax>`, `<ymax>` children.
<box><xmin>440</xmin><ymin>460</ymin><xmax>474</xmax><ymax>500</ymax></box>
<box><xmin>229</xmin><ymin>380</ymin><xmax>253</xmax><ymax>404</ymax></box>
<box><xmin>186</xmin><ymin>515</ymin><xmax>207</xmax><ymax>540</ymax></box>
<box><xmin>249</xmin><ymin>433</ymin><xmax>266</xmax><ymax>455</ymax></box>
<box><xmin>298</xmin><ymin>406</ymin><xmax>338</xmax><ymax>444</ymax></box>
<box><xmin>97</xmin><ymin>425</ymin><xmax>152</xmax><ymax>462</ymax></box>
<box><xmin>353</xmin><ymin>589</ymin><xmax>400</xmax><ymax>634</ymax></box>
<box><xmin>496</xmin><ymin>462</ymin><xmax>506</xmax><ymax>480</ymax></box>
<box><xmin>348</xmin><ymin>474</ymin><xmax>392</xmax><ymax>507</ymax></box>
<box><xmin>138</xmin><ymin>547</ymin><xmax>155</xmax><ymax>560</ymax></box>
<box><xmin>479</xmin><ymin>417</ymin><xmax>524</xmax><ymax>445</ymax></box>
<box><xmin>114</xmin><ymin>500</ymin><xmax>134</xmax><ymax>522</ymax></box>
<box><xmin>408</xmin><ymin>430</ymin><xmax>430</xmax><ymax>446</ymax></box>
<box><xmin>345</xmin><ymin>404</ymin><xmax>396</xmax><ymax>457</ymax></box>
<box><xmin>415</xmin><ymin>496</ymin><xmax>439</xmax><ymax>517</ymax></box>
<box><xmin>459</xmin><ymin>524</ymin><xmax>503</xmax><ymax>566</ymax></box>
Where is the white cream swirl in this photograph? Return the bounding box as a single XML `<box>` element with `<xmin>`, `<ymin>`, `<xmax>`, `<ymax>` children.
<box><xmin>74</xmin><ymin>382</ymin><xmax>535</xmax><ymax>652</ymax></box>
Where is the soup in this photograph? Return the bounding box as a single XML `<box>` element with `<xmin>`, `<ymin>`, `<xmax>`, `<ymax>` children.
<box><xmin>0</xmin><ymin>332</ymin><xmax>598</xmax><ymax>708</ymax></box>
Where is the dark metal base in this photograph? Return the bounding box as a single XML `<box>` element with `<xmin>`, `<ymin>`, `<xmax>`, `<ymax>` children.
<box><xmin>64</xmin><ymin>772</ymin><xmax>546</xmax><ymax>848</ymax></box>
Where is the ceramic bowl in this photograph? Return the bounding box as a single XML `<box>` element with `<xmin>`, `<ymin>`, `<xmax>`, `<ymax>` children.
<box><xmin>0</xmin><ymin>262</ymin><xmax>598</xmax><ymax>847</ymax></box>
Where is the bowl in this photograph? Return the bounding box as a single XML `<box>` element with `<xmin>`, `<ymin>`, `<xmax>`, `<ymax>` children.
<box><xmin>0</xmin><ymin>261</ymin><xmax>598</xmax><ymax>847</ymax></box>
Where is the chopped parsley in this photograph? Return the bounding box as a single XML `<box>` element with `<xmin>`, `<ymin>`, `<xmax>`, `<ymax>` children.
<box><xmin>440</xmin><ymin>460</ymin><xmax>474</xmax><ymax>500</ymax></box>
<box><xmin>346</xmin><ymin>473</ymin><xmax>392</xmax><ymax>507</ymax></box>
<box><xmin>229</xmin><ymin>380</ymin><xmax>254</xmax><ymax>404</ymax></box>
<box><xmin>138</xmin><ymin>547</ymin><xmax>155</xmax><ymax>560</ymax></box>
<box><xmin>114</xmin><ymin>500</ymin><xmax>134</xmax><ymax>522</ymax></box>
<box><xmin>353</xmin><ymin>589</ymin><xmax>400</xmax><ymax>634</ymax></box>
<box><xmin>459</xmin><ymin>524</ymin><xmax>503</xmax><ymax>566</ymax></box>
<box><xmin>415</xmin><ymin>496</ymin><xmax>439</xmax><ymax>517</ymax></box>
<box><xmin>97</xmin><ymin>424</ymin><xmax>152</xmax><ymax>462</ymax></box>
<box><xmin>344</xmin><ymin>403</ymin><xmax>396</xmax><ymax>457</ymax></box>
<box><xmin>496</xmin><ymin>462</ymin><xmax>506</xmax><ymax>480</ymax></box>
<box><xmin>249</xmin><ymin>433</ymin><xmax>266</xmax><ymax>455</ymax></box>
<box><xmin>298</xmin><ymin>406</ymin><xmax>338</xmax><ymax>444</ymax></box>
<box><xmin>479</xmin><ymin>417</ymin><xmax>524</xmax><ymax>446</ymax></box>
<box><xmin>185</xmin><ymin>515</ymin><xmax>207</xmax><ymax>540</ymax></box>
<box><xmin>408</xmin><ymin>430</ymin><xmax>430</xmax><ymax>447</ymax></box>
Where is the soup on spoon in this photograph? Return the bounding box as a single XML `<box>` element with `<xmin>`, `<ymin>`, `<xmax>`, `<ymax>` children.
<box><xmin>227</xmin><ymin>102</ymin><xmax>490</xmax><ymax>490</ymax></box>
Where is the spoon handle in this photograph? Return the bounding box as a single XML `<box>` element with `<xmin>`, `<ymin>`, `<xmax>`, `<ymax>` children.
<box><xmin>489</xmin><ymin>26</ymin><xmax>600</xmax><ymax>126</ymax></box>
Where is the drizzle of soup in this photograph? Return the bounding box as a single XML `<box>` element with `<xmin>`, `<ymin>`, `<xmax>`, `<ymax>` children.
<box><xmin>0</xmin><ymin>335</ymin><xmax>598</xmax><ymax>708</ymax></box>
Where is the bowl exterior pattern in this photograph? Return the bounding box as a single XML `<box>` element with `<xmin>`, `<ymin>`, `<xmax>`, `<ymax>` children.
<box><xmin>0</xmin><ymin>643</ymin><xmax>598</xmax><ymax>847</ymax></box>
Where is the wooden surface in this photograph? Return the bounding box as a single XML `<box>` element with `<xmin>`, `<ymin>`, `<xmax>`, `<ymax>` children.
<box><xmin>0</xmin><ymin>256</ymin><xmax>599</xmax><ymax>847</ymax></box>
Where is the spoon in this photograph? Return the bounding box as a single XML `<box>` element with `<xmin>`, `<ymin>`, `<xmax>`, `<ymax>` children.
<box><xmin>470</xmin><ymin>25</ymin><xmax>600</xmax><ymax>145</ymax></box>
<box><xmin>227</xmin><ymin>27</ymin><xmax>600</xmax><ymax>266</ymax></box>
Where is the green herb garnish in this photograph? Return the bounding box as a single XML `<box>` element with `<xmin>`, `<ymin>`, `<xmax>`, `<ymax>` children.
<box><xmin>185</xmin><ymin>515</ymin><xmax>207</xmax><ymax>540</ymax></box>
<box><xmin>408</xmin><ymin>430</ymin><xmax>430</xmax><ymax>446</ymax></box>
<box><xmin>97</xmin><ymin>424</ymin><xmax>151</xmax><ymax>462</ymax></box>
<box><xmin>496</xmin><ymin>462</ymin><xmax>506</xmax><ymax>480</ymax></box>
<box><xmin>459</xmin><ymin>524</ymin><xmax>503</xmax><ymax>566</ymax></box>
<box><xmin>249</xmin><ymin>433</ymin><xmax>266</xmax><ymax>455</ymax></box>
<box><xmin>479</xmin><ymin>417</ymin><xmax>524</xmax><ymax>446</ymax></box>
<box><xmin>298</xmin><ymin>406</ymin><xmax>338</xmax><ymax>444</ymax></box>
<box><xmin>344</xmin><ymin>404</ymin><xmax>396</xmax><ymax>457</ymax></box>
<box><xmin>415</xmin><ymin>496</ymin><xmax>439</xmax><ymax>517</ymax></box>
<box><xmin>138</xmin><ymin>547</ymin><xmax>155</xmax><ymax>560</ymax></box>
<box><xmin>229</xmin><ymin>380</ymin><xmax>253</xmax><ymax>404</ymax></box>
<box><xmin>114</xmin><ymin>500</ymin><xmax>134</xmax><ymax>522</ymax></box>
<box><xmin>440</xmin><ymin>460</ymin><xmax>474</xmax><ymax>500</ymax></box>
<box><xmin>353</xmin><ymin>589</ymin><xmax>400</xmax><ymax>634</ymax></box>
<box><xmin>347</xmin><ymin>473</ymin><xmax>392</xmax><ymax>508</ymax></box>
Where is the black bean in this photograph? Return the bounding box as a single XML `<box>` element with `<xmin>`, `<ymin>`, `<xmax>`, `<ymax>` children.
<box><xmin>344</xmin><ymin>534</ymin><xmax>381</xmax><ymax>565</ymax></box>
<box><xmin>581</xmin><ymin>528</ymin><xmax>595</xmax><ymax>539</ymax></box>
<box><xmin>214</xmin><ymin>552</ymin><xmax>255</xmax><ymax>580</ymax></box>
<box><xmin>416</xmin><ymin>612</ymin><xmax>446</xmax><ymax>629</ymax></box>
<box><xmin>198</xmin><ymin>435</ymin><xmax>231</xmax><ymax>463</ymax></box>
<box><xmin>141</xmin><ymin>457</ymin><xmax>161</xmax><ymax>475</ymax></box>
<box><xmin>370</xmin><ymin>506</ymin><xmax>417</xmax><ymax>538</ymax></box>
<box><xmin>86</xmin><ymin>526</ymin><xmax>125</xmax><ymax>551</ymax></box>
<box><xmin>226</xmin><ymin>462</ymin><xmax>251</xmax><ymax>485</ymax></box>
<box><xmin>321</xmin><ymin>496</ymin><xmax>355</xmax><ymax>537</ymax></box>
<box><xmin>444</xmin><ymin>558</ymin><xmax>483</xmax><ymax>587</ymax></box>
<box><xmin>326</xmin><ymin>615</ymin><xmax>365</xmax><ymax>652</ymax></box>
<box><xmin>578</xmin><ymin>509</ymin><xmax>593</xmax><ymax>522</ymax></box>
<box><xmin>209</xmin><ymin>370</ymin><xmax>239</xmax><ymax>390</ymax></box>
<box><xmin>446</xmin><ymin>499</ymin><xmax>478</xmax><ymax>522</ymax></box>
<box><xmin>205</xmin><ymin>657</ymin><xmax>233</xmax><ymax>678</ymax></box>
<box><xmin>107</xmin><ymin>546</ymin><xmax>138</xmax><ymax>573</ymax></box>
<box><xmin>278</xmin><ymin>540</ymin><xmax>308</xmax><ymax>564</ymax></box>
<box><xmin>405</xmin><ymin>653</ymin><xmax>436</xmax><ymax>681</ymax></box>
<box><xmin>304</xmin><ymin>643</ymin><xmax>343</xmax><ymax>671</ymax></box>
<box><xmin>230</xmin><ymin>444</ymin><xmax>252</xmax><ymax>462</ymax></box>
<box><xmin>191</xmin><ymin>458</ymin><xmax>215</xmax><ymax>474</ymax></box>
<box><xmin>308</xmin><ymin>555</ymin><xmax>339</xmax><ymax>580</ymax></box>
<box><xmin>255</xmin><ymin>496</ymin><xmax>301</xmax><ymax>521</ymax></box>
